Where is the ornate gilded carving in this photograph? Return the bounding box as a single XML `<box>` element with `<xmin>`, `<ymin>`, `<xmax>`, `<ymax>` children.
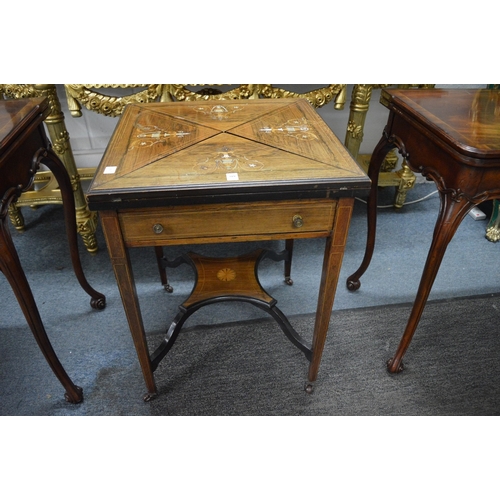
<box><xmin>50</xmin><ymin>129</ymin><xmax>70</xmax><ymax>156</ymax></box>
<box><xmin>259</xmin><ymin>84</ymin><xmax>346</xmax><ymax>110</ymax></box>
<box><xmin>8</xmin><ymin>204</ymin><xmax>24</xmax><ymax>230</ymax></box>
<box><xmin>168</xmin><ymin>84</ymin><xmax>260</xmax><ymax>102</ymax></box>
<box><xmin>346</xmin><ymin>119</ymin><xmax>363</xmax><ymax>139</ymax></box>
<box><xmin>486</xmin><ymin>226</ymin><xmax>500</xmax><ymax>242</ymax></box>
<box><xmin>34</xmin><ymin>84</ymin><xmax>64</xmax><ymax>125</ymax></box>
<box><xmin>167</xmin><ymin>83</ymin><xmax>348</xmax><ymax>109</ymax></box>
<box><xmin>381</xmin><ymin>150</ymin><xmax>399</xmax><ymax>172</ymax></box>
<box><xmin>75</xmin><ymin>208</ymin><xmax>99</xmax><ymax>253</ymax></box>
<box><xmin>486</xmin><ymin>199</ymin><xmax>500</xmax><ymax>242</ymax></box>
<box><xmin>344</xmin><ymin>85</ymin><xmax>384</xmax><ymax>161</ymax></box>
<box><xmin>64</xmin><ymin>84</ymin><xmax>169</xmax><ymax>117</ymax></box>
<box><xmin>394</xmin><ymin>159</ymin><xmax>417</xmax><ymax>208</ymax></box>
<box><xmin>0</xmin><ymin>83</ymin><xmax>39</xmax><ymax>99</ymax></box>
<box><xmin>349</xmin><ymin>84</ymin><xmax>376</xmax><ymax>114</ymax></box>
<box><xmin>70</xmin><ymin>173</ymin><xmax>81</xmax><ymax>193</ymax></box>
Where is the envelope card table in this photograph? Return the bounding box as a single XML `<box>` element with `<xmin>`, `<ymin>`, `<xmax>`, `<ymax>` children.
<box><xmin>87</xmin><ymin>98</ymin><xmax>370</xmax><ymax>400</ymax></box>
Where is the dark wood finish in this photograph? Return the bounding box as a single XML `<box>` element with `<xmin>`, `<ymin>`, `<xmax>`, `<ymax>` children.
<box><xmin>87</xmin><ymin>98</ymin><xmax>370</xmax><ymax>399</ymax></box>
<box><xmin>0</xmin><ymin>98</ymin><xmax>106</xmax><ymax>403</ymax></box>
<box><xmin>346</xmin><ymin>88</ymin><xmax>500</xmax><ymax>373</ymax></box>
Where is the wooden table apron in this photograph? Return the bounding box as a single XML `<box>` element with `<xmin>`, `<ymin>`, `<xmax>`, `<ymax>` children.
<box><xmin>347</xmin><ymin>89</ymin><xmax>500</xmax><ymax>373</ymax></box>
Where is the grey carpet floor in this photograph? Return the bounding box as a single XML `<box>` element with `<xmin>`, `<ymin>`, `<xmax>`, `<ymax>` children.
<box><xmin>147</xmin><ymin>294</ymin><xmax>500</xmax><ymax>416</ymax></box>
<box><xmin>2</xmin><ymin>182</ymin><xmax>500</xmax><ymax>415</ymax></box>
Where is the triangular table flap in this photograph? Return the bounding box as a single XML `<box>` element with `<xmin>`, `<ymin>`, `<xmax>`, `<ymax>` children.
<box><xmin>93</xmin><ymin>132</ymin><xmax>363</xmax><ymax>193</ymax></box>
<box><xmin>93</xmin><ymin>105</ymin><xmax>221</xmax><ymax>188</ymax></box>
<box><xmin>148</xmin><ymin>99</ymin><xmax>293</xmax><ymax>132</ymax></box>
<box><xmin>229</xmin><ymin>99</ymin><xmax>360</xmax><ymax>174</ymax></box>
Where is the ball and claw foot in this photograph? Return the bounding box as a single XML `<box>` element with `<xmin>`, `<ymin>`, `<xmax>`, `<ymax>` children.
<box><xmin>304</xmin><ymin>382</ymin><xmax>315</xmax><ymax>394</ymax></box>
<box><xmin>346</xmin><ymin>277</ymin><xmax>361</xmax><ymax>291</ymax></box>
<box><xmin>64</xmin><ymin>386</ymin><xmax>84</xmax><ymax>404</ymax></box>
<box><xmin>387</xmin><ymin>358</ymin><xmax>405</xmax><ymax>374</ymax></box>
<box><xmin>164</xmin><ymin>284</ymin><xmax>174</xmax><ymax>293</ymax></box>
<box><xmin>284</xmin><ymin>277</ymin><xmax>293</xmax><ymax>286</ymax></box>
<box><xmin>143</xmin><ymin>392</ymin><xmax>158</xmax><ymax>402</ymax></box>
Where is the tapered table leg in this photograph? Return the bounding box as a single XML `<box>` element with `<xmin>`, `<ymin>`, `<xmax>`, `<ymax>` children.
<box><xmin>307</xmin><ymin>197</ymin><xmax>354</xmax><ymax>391</ymax></box>
<box><xmin>100</xmin><ymin>211</ymin><xmax>158</xmax><ymax>400</ymax></box>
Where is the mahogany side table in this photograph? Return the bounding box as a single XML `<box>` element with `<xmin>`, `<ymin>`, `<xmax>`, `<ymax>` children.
<box><xmin>346</xmin><ymin>88</ymin><xmax>500</xmax><ymax>373</ymax></box>
<box><xmin>0</xmin><ymin>98</ymin><xmax>106</xmax><ymax>403</ymax></box>
<box><xmin>87</xmin><ymin>98</ymin><xmax>370</xmax><ymax>400</ymax></box>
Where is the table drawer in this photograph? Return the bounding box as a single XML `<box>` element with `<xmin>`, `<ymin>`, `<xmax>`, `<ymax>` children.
<box><xmin>119</xmin><ymin>199</ymin><xmax>337</xmax><ymax>246</ymax></box>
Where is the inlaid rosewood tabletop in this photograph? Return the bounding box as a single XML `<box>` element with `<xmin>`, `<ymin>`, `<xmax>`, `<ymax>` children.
<box><xmin>87</xmin><ymin>98</ymin><xmax>370</xmax><ymax>400</ymax></box>
<box><xmin>346</xmin><ymin>88</ymin><xmax>500</xmax><ymax>373</ymax></box>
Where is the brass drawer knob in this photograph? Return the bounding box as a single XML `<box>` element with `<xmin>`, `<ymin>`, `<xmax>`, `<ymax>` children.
<box><xmin>153</xmin><ymin>223</ymin><xmax>164</xmax><ymax>234</ymax></box>
<box><xmin>292</xmin><ymin>214</ymin><xmax>304</xmax><ymax>228</ymax></box>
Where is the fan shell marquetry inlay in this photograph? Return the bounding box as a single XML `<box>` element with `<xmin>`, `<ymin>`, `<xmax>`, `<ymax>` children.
<box><xmin>217</xmin><ymin>268</ymin><xmax>236</xmax><ymax>282</ymax></box>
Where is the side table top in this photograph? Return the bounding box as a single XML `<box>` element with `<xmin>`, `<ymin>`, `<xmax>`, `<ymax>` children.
<box><xmin>0</xmin><ymin>98</ymin><xmax>48</xmax><ymax>158</ymax></box>
<box><xmin>1</xmin><ymin>98</ymin><xmax>50</xmax><ymax>202</ymax></box>
<box><xmin>382</xmin><ymin>89</ymin><xmax>500</xmax><ymax>160</ymax></box>
<box><xmin>87</xmin><ymin>98</ymin><xmax>369</xmax><ymax>209</ymax></box>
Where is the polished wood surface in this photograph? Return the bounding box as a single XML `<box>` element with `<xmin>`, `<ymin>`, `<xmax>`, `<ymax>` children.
<box><xmin>89</xmin><ymin>98</ymin><xmax>368</xmax><ymax>208</ymax></box>
<box><xmin>347</xmin><ymin>88</ymin><xmax>500</xmax><ymax>373</ymax></box>
<box><xmin>0</xmin><ymin>98</ymin><xmax>105</xmax><ymax>403</ymax></box>
<box><xmin>87</xmin><ymin>98</ymin><xmax>370</xmax><ymax>400</ymax></box>
<box><xmin>118</xmin><ymin>199</ymin><xmax>337</xmax><ymax>247</ymax></box>
<box><xmin>382</xmin><ymin>89</ymin><xmax>500</xmax><ymax>157</ymax></box>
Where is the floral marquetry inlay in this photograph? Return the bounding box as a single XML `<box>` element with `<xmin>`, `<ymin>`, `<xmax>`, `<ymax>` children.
<box><xmin>260</xmin><ymin>118</ymin><xmax>318</xmax><ymax>141</ymax></box>
<box><xmin>195</xmin><ymin>147</ymin><xmax>264</xmax><ymax>174</ymax></box>
<box><xmin>192</xmin><ymin>104</ymin><xmax>245</xmax><ymax>120</ymax></box>
<box><xmin>128</xmin><ymin>124</ymin><xmax>191</xmax><ymax>150</ymax></box>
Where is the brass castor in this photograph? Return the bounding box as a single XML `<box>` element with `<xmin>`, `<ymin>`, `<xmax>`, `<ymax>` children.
<box><xmin>387</xmin><ymin>358</ymin><xmax>405</xmax><ymax>374</ymax></box>
<box><xmin>143</xmin><ymin>392</ymin><xmax>158</xmax><ymax>402</ymax></box>
<box><xmin>304</xmin><ymin>382</ymin><xmax>314</xmax><ymax>394</ymax></box>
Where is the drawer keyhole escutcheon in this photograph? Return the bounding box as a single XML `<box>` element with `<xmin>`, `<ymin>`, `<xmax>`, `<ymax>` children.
<box><xmin>292</xmin><ymin>214</ymin><xmax>304</xmax><ymax>228</ymax></box>
<box><xmin>153</xmin><ymin>223</ymin><xmax>164</xmax><ymax>234</ymax></box>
